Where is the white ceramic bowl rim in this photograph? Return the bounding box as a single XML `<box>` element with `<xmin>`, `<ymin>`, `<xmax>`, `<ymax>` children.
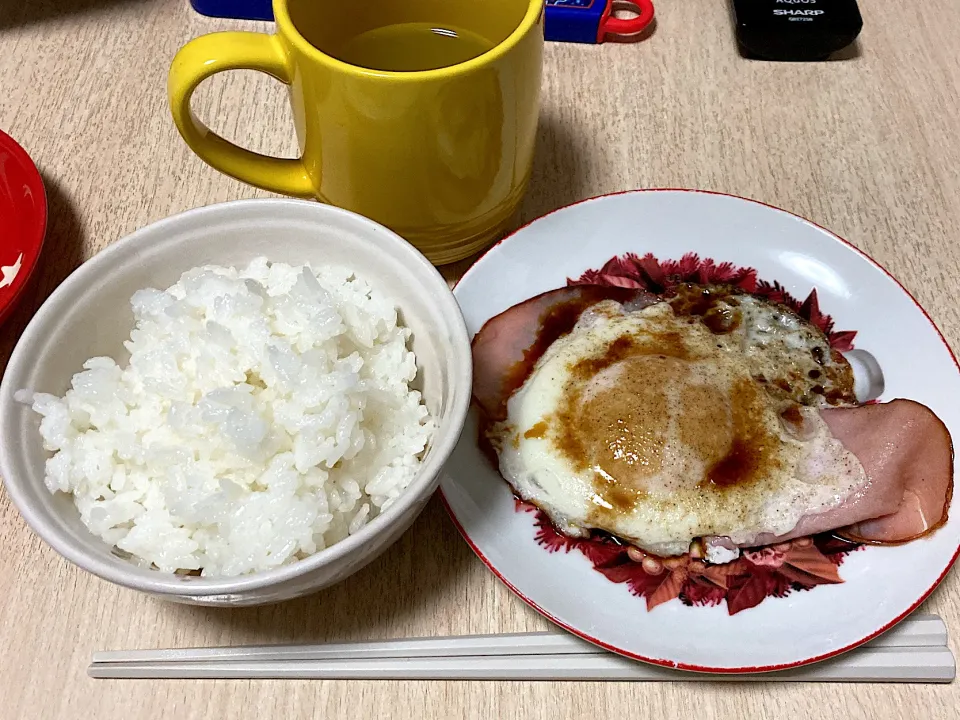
<box><xmin>0</xmin><ymin>198</ymin><xmax>472</xmax><ymax>596</ymax></box>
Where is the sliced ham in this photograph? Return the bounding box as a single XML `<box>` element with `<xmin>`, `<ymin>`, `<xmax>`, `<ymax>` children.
<box><xmin>702</xmin><ymin>401</ymin><xmax>953</xmax><ymax>550</ymax></box>
<box><xmin>823</xmin><ymin>400</ymin><xmax>954</xmax><ymax>544</ymax></box>
<box><xmin>471</xmin><ymin>285</ymin><xmax>954</xmax><ymax>550</ymax></box>
<box><xmin>471</xmin><ymin>285</ymin><xmax>657</xmax><ymax>420</ymax></box>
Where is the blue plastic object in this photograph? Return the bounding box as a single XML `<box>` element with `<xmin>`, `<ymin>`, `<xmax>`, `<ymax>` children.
<box><xmin>190</xmin><ymin>0</ymin><xmax>273</xmax><ymax>21</ymax></box>
<box><xmin>545</xmin><ymin>0</ymin><xmax>654</xmax><ymax>44</ymax></box>
<box><xmin>546</xmin><ymin>0</ymin><xmax>606</xmax><ymax>43</ymax></box>
<box><xmin>187</xmin><ymin>0</ymin><xmax>655</xmax><ymax>43</ymax></box>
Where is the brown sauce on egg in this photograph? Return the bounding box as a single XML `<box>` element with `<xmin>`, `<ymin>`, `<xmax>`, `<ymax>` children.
<box><xmin>668</xmin><ymin>284</ymin><xmax>743</xmax><ymax>335</ymax></box>
<box><xmin>569</xmin><ymin>356</ymin><xmax>680</xmax><ymax>523</ymax></box>
<box><xmin>496</xmin><ymin>286</ymin><xmax>650</xmax><ymax>416</ymax></box>
<box><xmin>480</xmin><ymin>282</ymin><xmax>857</xmax><ymax>532</ymax></box>
<box><xmin>677</xmin><ymin>384</ymin><xmax>730</xmax><ymax>461</ymax></box>
<box><xmin>552</xmin><ymin>343</ymin><xmax>696</xmax><ymax>524</ymax></box>
<box><xmin>671</xmin><ymin>285</ymin><xmax>856</xmax><ymax>408</ymax></box>
<box><xmin>781</xmin><ymin>404</ymin><xmax>803</xmax><ymax>425</ymax></box>
<box><xmin>477</xmin><ymin>285</ymin><xmax>651</xmax><ymax>468</ymax></box>
<box><xmin>523</xmin><ymin>421</ymin><xmax>549</xmax><ymax>439</ymax></box>
<box><xmin>706</xmin><ymin>439</ymin><xmax>756</xmax><ymax>488</ymax></box>
<box><xmin>555</xmin><ymin>348</ymin><xmax>687</xmax><ymax>476</ymax></box>
<box><xmin>702</xmin><ymin>379</ymin><xmax>781</xmax><ymax>490</ymax></box>
<box><xmin>552</xmin><ymin>345</ymin><xmax>782</xmax><ymax>525</ymax></box>
<box><xmin>824</xmin><ymin>349</ymin><xmax>856</xmax><ymax>405</ymax></box>
<box><xmin>570</xmin><ymin>333</ymin><xmax>689</xmax><ymax>378</ymax></box>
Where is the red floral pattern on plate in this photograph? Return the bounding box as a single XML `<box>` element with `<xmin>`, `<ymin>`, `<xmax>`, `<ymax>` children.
<box><xmin>525</xmin><ymin>500</ymin><xmax>861</xmax><ymax>615</ymax></box>
<box><xmin>568</xmin><ymin>251</ymin><xmax>857</xmax><ymax>352</ymax></box>
<box><xmin>516</xmin><ymin>252</ymin><xmax>864</xmax><ymax>615</ymax></box>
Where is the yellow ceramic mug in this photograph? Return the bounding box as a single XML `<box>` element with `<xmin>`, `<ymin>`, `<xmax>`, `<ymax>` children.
<box><xmin>168</xmin><ymin>0</ymin><xmax>544</xmax><ymax>265</ymax></box>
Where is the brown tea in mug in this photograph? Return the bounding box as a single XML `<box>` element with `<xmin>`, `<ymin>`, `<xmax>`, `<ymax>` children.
<box><xmin>327</xmin><ymin>22</ymin><xmax>496</xmax><ymax>72</ymax></box>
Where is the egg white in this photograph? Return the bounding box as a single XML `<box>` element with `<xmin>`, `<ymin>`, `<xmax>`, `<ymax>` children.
<box><xmin>490</xmin><ymin>299</ymin><xmax>866</xmax><ymax>557</ymax></box>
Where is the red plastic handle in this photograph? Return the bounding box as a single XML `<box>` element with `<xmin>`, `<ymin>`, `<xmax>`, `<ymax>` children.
<box><xmin>598</xmin><ymin>0</ymin><xmax>655</xmax><ymax>41</ymax></box>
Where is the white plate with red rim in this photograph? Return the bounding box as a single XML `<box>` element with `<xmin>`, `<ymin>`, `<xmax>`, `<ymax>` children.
<box><xmin>440</xmin><ymin>189</ymin><xmax>960</xmax><ymax>673</ymax></box>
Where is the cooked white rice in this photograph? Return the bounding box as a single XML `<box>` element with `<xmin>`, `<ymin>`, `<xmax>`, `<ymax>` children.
<box><xmin>17</xmin><ymin>258</ymin><xmax>435</xmax><ymax>577</ymax></box>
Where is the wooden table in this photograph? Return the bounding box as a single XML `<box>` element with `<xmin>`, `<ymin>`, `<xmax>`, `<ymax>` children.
<box><xmin>2</xmin><ymin>1</ymin><xmax>959</xmax><ymax>717</ymax></box>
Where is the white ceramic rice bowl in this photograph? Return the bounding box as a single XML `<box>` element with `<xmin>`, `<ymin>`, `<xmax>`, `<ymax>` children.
<box><xmin>0</xmin><ymin>199</ymin><xmax>471</xmax><ymax>606</ymax></box>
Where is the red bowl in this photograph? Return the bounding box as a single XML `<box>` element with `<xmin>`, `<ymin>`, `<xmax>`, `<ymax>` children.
<box><xmin>0</xmin><ymin>129</ymin><xmax>46</xmax><ymax>327</ymax></box>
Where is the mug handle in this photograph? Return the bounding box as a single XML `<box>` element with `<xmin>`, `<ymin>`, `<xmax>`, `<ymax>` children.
<box><xmin>168</xmin><ymin>32</ymin><xmax>315</xmax><ymax>198</ymax></box>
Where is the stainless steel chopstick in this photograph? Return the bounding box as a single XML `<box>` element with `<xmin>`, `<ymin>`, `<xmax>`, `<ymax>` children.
<box><xmin>87</xmin><ymin>646</ymin><xmax>955</xmax><ymax>682</ymax></box>
<box><xmin>90</xmin><ymin>614</ymin><xmax>947</xmax><ymax>665</ymax></box>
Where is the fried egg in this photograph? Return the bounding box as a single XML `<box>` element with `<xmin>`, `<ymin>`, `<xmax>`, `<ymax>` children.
<box><xmin>488</xmin><ymin>293</ymin><xmax>868</xmax><ymax>557</ymax></box>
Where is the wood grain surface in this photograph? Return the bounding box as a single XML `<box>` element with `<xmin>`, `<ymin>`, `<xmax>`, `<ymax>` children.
<box><xmin>2</xmin><ymin>1</ymin><xmax>959</xmax><ymax>718</ymax></box>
